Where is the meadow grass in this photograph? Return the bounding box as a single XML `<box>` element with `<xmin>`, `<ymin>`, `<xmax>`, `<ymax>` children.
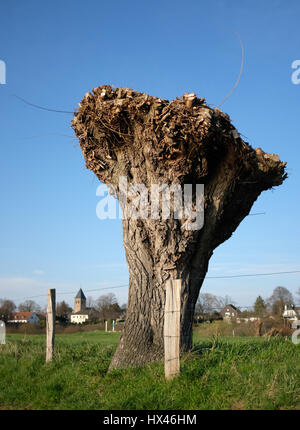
<box><xmin>0</xmin><ymin>331</ymin><xmax>299</xmax><ymax>410</ymax></box>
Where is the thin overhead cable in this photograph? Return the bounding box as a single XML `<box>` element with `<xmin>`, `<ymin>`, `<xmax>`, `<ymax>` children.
<box><xmin>216</xmin><ymin>31</ymin><xmax>245</xmax><ymax>108</ymax></box>
<box><xmin>12</xmin><ymin>93</ymin><xmax>74</xmax><ymax>114</ymax></box>
<box><xmin>206</xmin><ymin>270</ymin><xmax>300</xmax><ymax>280</ymax></box>
<box><xmin>11</xmin><ymin>269</ymin><xmax>300</xmax><ymax>302</ymax></box>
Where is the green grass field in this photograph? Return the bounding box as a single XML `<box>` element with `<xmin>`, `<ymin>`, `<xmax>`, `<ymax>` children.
<box><xmin>0</xmin><ymin>331</ymin><xmax>299</xmax><ymax>410</ymax></box>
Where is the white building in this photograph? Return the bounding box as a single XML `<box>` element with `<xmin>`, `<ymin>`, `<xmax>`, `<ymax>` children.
<box><xmin>283</xmin><ymin>304</ymin><xmax>300</xmax><ymax>322</ymax></box>
<box><xmin>71</xmin><ymin>311</ymin><xmax>90</xmax><ymax>324</ymax></box>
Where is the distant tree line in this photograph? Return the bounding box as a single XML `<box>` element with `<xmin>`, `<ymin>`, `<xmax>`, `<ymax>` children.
<box><xmin>85</xmin><ymin>293</ymin><xmax>126</xmax><ymax>322</ymax></box>
<box><xmin>0</xmin><ymin>292</ymin><xmax>127</xmax><ymax>325</ymax></box>
<box><xmin>195</xmin><ymin>286</ymin><xmax>299</xmax><ymax>320</ymax></box>
<box><xmin>1</xmin><ymin>286</ymin><xmax>299</xmax><ymax>324</ymax></box>
<box><xmin>0</xmin><ymin>299</ymin><xmax>45</xmax><ymax>324</ymax></box>
<box><xmin>195</xmin><ymin>293</ymin><xmax>236</xmax><ymax>320</ymax></box>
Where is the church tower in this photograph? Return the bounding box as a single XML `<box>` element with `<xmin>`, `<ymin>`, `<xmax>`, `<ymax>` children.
<box><xmin>74</xmin><ymin>288</ymin><xmax>86</xmax><ymax>313</ymax></box>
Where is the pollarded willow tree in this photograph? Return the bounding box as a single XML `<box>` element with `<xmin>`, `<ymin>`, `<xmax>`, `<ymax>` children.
<box><xmin>72</xmin><ymin>85</ymin><xmax>286</xmax><ymax>369</ymax></box>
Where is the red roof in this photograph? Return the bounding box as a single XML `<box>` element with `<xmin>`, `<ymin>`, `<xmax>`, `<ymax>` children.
<box><xmin>12</xmin><ymin>312</ymin><xmax>35</xmax><ymax>320</ymax></box>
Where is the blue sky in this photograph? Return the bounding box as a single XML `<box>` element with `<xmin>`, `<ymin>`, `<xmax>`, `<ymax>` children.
<box><xmin>0</xmin><ymin>0</ymin><xmax>299</xmax><ymax>309</ymax></box>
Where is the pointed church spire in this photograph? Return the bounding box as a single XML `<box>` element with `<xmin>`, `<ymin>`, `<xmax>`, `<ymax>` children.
<box><xmin>75</xmin><ymin>288</ymin><xmax>86</xmax><ymax>300</ymax></box>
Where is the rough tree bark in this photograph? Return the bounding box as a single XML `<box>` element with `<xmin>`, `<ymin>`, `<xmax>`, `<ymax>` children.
<box><xmin>72</xmin><ymin>86</ymin><xmax>287</xmax><ymax>369</ymax></box>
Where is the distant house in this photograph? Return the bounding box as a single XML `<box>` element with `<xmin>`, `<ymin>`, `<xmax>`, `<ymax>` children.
<box><xmin>283</xmin><ymin>304</ymin><xmax>300</xmax><ymax>322</ymax></box>
<box><xmin>8</xmin><ymin>312</ymin><xmax>40</xmax><ymax>324</ymax></box>
<box><xmin>70</xmin><ymin>289</ymin><xmax>93</xmax><ymax>324</ymax></box>
<box><xmin>220</xmin><ymin>304</ymin><xmax>239</xmax><ymax>320</ymax></box>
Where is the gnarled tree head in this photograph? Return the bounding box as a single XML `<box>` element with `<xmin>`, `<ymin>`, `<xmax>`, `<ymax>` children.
<box><xmin>73</xmin><ymin>85</ymin><xmax>286</xmax><ymax>185</ymax></box>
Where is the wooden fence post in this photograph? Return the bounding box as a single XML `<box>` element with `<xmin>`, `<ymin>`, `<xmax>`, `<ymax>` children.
<box><xmin>46</xmin><ymin>288</ymin><xmax>56</xmax><ymax>362</ymax></box>
<box><xmin>0</xmin><ymin>321</ymin><xmax>5</xmax><ymax>345</ymax></box>
<box><xmin>105</xmin><ymin>320</ymin><xmax>108</xmax><ymax>332</ymax></box>
<box><xmin>164</xmin><ymin>279</ymin><xmax>181</xmax><ymax>380</ymax></box>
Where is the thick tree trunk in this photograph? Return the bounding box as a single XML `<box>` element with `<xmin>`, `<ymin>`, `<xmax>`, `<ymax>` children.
<box><xmin>110</xmin><ymin>219</ymin><xmax>165</xmax><ymax>368</ymax></box>
<box><xmin>72</xmin><ymin>85</ymin><xmax>287</xmax><ymax>369</ymax></box>
<box><xmin>109</xmin><ymin>218</ymin><xmax>210</xmax><ymax>369</ymax></box>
